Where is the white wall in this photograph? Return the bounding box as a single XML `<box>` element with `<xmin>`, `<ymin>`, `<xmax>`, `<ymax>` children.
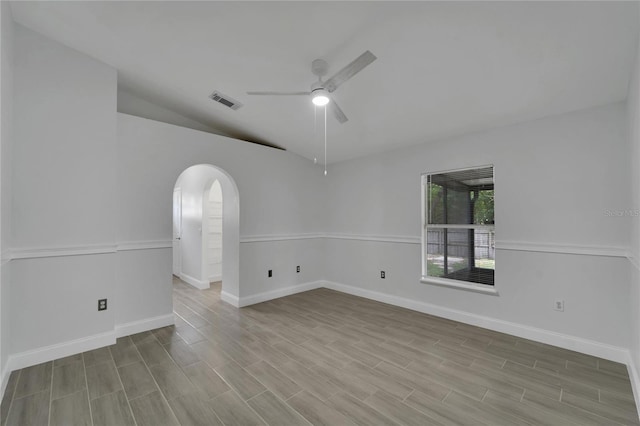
<box><xmin>207</xmin><ymin>180</ymin><xmax>223</xmax><ymax>281</ymax></box>
<box><xmin>324</xmin><ymin>103</ymin><xmax>631</xmax><ymax>351</ymax></box>
<box><xmin>117</xmin><ymin>113</ymin><xmax>326</xmax><ymax>314</ymax></box>
<box><xmin>11</xmin><ymin>24</ymin><xmax>117</xmax><ymax>354</ymax></box>
<box><xmin>6</xmin><ymin>22</ymin><xmax>326</xmax><ymax>365</ymax></box>
<box><xmin>627</xmin><ymin>4</ymin><xmax>640</xmax><ymax>405</ymax></box>
<box><xmin>0</xmin><ymin>1</ymin><xmax>14</xmax><ymax>383</ymax></box>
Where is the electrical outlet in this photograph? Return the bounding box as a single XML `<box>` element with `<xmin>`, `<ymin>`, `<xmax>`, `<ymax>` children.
<box><xmin>296</xmin><ymin>266</ymin><xmax>300</xmax><ymax>273</ymax></box>
<box><xmin>554</xmin><ymin>299</ymin><xmax>564</xmax><ymax>312</ymax></box>
<box><xmin>268</xmin><ymin>269</ymin><xmax>272</xmax><ymax>278</ymax></box>
<box><xmin>381</xmin><ymin>271</ymin><xmax>386</xmax><ymax>279</ymax></box>
<box><xmin>98</xmin><ymin>299</ymin><xmax>107</xmax><ymax>311</ymax></box>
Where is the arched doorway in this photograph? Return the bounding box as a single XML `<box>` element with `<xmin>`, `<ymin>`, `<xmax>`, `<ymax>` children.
<box><xmin>172</xmin><ymin>164</ymin><xmax>240</xmax><ymax>305</ymax></box>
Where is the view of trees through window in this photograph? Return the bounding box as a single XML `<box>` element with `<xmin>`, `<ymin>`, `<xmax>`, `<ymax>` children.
<box><xmin>424</xmin><ymin>166</ymin><xmax>495</xmax><ymax>286</ymax></box>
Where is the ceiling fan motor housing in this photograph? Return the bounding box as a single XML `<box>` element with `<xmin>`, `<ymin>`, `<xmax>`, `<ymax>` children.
<box><xmin>311</xmin><ymin>59</ymin><xmax>329</xmax><ymax>78</ymax></box>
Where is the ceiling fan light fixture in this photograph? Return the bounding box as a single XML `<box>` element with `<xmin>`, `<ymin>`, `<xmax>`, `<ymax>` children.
<box><xmin>311</xmin><ymin>88</ymin><xmax>330</xmax><ymax>106</ymax></box>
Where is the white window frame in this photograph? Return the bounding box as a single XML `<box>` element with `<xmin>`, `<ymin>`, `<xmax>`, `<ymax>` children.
<box><xmin>420</xmin><ymin>165</ymin><xmax>498</xmax><ymax>296</ymax></box>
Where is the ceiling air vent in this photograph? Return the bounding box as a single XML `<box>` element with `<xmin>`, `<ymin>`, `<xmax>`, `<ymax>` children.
<box><xmin>209</xmin><ymin>91</ymin><xmax>242</xmax><ymax>110</ymax></box>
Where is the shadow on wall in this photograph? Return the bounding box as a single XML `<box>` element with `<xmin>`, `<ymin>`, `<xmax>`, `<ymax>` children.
<box><xmin>172</xmin><ymin>164</ymin><xmax>240</xmax><ymax>305</ymax></box>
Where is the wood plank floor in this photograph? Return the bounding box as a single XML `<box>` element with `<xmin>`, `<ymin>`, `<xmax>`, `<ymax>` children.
<box><xmin>2</xmin><ymin>277</ymin><xmax>638</xmax><ymax>425</ymax></box>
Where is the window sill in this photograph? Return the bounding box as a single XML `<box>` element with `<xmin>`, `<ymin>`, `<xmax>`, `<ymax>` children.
<box><xmin>420</xmin><ymin>277</ymin><xmax>499</xmax><ymax>296</ymax></box>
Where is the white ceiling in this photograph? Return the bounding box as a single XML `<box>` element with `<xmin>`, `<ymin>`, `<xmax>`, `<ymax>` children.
<box><xmin>10</xmin><ymin>1</ymin><xmax>639</xmax><ymax>163</ymax></box>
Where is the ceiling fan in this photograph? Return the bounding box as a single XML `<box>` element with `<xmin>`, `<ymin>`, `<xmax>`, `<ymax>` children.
<box><xmin>247</xmin><ymin>50</ymin><xmax>377</xmax><ymax>124</ymax></box>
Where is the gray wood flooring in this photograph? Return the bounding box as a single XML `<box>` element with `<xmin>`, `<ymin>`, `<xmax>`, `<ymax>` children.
<box><xmin>1</xmin><ymin>277</ymin><xmax>638</xmax><ymax>425</ymax></box>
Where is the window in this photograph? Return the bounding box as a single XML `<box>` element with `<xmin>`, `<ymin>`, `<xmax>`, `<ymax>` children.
<box><xmin>422</xmin><ymin>166</ymin><xmax>495</xmax><ymax>290</ymax></box>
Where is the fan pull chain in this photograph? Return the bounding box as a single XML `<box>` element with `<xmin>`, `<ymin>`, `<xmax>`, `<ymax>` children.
<box><xmin>324</xmin><ymin>106</ymin><xmax>327</xmax><ymax>176</ymax></box>
<box><xmin>313</xmin><ymin>105</ymin><xmax>317</xmax><ymax>164</ymax></box>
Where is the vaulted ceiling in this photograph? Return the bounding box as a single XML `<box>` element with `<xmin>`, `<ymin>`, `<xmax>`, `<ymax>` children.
<box><xmin>10</xmin><ymin>1</ymin><xmax>639</xmax><ymax>163</ymax></box>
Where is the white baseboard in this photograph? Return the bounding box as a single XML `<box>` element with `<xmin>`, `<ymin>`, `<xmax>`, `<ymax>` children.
<box><xmin>6</xmin><ymin>330</ymin><xmax>116</xmax><ymax>373</ymax></box>
<box><xmin>322</xmin><ymin>280</ymin><xmax>630</xmax><ymax>363</ymax></box>
<box><xmin>0</xmin><ymin>313</ymin><xmax>174</xmax><ymax>400</ymax></box>
<box><xmin>221</xmin><ymin>291</ymin><xmax>239</xmax><ymax>307</ymax></box>
<box><xmin>0</xmin><ymin>364</ymin><xmax>10</xmax><ymax>403</ymax></box>
<box><xmin>115</xmin><ymin>313</ymin><xmax>174</xmax><ymax>338</ymax></box>
<box><xmin>238</xmin><ymin>281</ymin><xmax>323</xmax><ymax>307</ymax></box>
<box><xmin>209</xmin><ymin>275</ymin><xmax>222</xmax><ymax>283</ymax></box>
<box><xmin>179</xmin><ymin>273</ymin><xmax>209</xmax><ymax>290</ymax></box>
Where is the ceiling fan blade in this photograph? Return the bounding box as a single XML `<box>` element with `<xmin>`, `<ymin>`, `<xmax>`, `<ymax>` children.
<box><xmin>324</xmin><ymin>50</ymin><xmax>377</xmax><ymax>93</ymax></box>
<box><xmin>330</xmin><ymin>100</ymin><xmax>349</xmax><ymax>124</ymax></box>
<box><xmin>246</xmin><ymin>91</ymin><xmax>310</xmax><ymax>96</ymax></box>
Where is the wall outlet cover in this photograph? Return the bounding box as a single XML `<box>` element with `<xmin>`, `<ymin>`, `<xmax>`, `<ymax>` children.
<box><xmin>554</xmin><ymin>299</ymin><xmax>564</xmax><ymax>312</ymax></box>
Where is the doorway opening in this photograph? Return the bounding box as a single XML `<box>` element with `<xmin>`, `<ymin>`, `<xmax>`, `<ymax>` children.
<box><xmin>172</xmin><ymin>164</ymin><xmax>240</xmax><ymax>306</ymax></box>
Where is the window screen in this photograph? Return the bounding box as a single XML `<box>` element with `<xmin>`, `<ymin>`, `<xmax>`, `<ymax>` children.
<box><xmin>423</xmin><ymin>166</ymin><xmax>495</xmax><ymax>286</ymax></box>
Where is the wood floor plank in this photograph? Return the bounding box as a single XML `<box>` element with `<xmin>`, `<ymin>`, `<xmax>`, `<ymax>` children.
<box><xmin>482</xmin><ymin>389</ymin><xmax>573</xmax><ymax>426</ymax></box>
<box><xmin>310</xmin><ymin>362</ymin><xmax>377</xmax><ymax>401</ymax></box>
<box><xmin>210</xmin><ymin>391</ymin><xmax>265</xmax><ymax>426</ymax></box>
<box><xmin>374</xmin><ymin>361</ymin><xmax>451</xmax><ymax>401</ymax></box>
<box><xmin>137</xmin><ymin>340</ymin><xmax>174</xmax><ymax>367</ymax></box>
<box><xmin>407</xmin><ymin>359</ymin><xmax>488</xmax><ymax>401</ymax></box>
<box><xmin>274</xmin><ymin>340</ymin><xmax>326</xmax><ymax>367</ymax></box>
<box><xmin>91</xmin><ymin>390</ymin><xmax>136</xmax><ymax>426</ymax></box>
<box><xmin>129</xmin><ymin>390</ymin><xmax>179</xmax><ymax>426</ymax></box>
<box><xmin>245</xmin><ymin>360</ymin><xmax>302</xmax><ymax>400</ymax></box>
<box><xmin>404</xmin><ymin>389</ymin><xmax>488</xmax><ymax>426</ymax></box>
<box><xmin>342</xmin><ymin>361</ymin><xmax>413</xmax><ymax>400</ymax></box>
<box><xmin>326</xmin><ymin>340</ymin><xmax>383</xmax><ymax>367</ymax></box>
<box><xmin>130</xmin><ymin>331</ymin><xmax>157</xmax><ymax>345</ymax></box>
<box><xmin>598</xmin><ymin>359</ymin><xmax>629</xmax><ymax>377</ymax></box>
<box><xmin>473</xmin><ymin>360</ymin><xmax>562</xmax><ymax>401</ymax></box>
<box><xmin>246</xmin><ymin>339</ymin><xmax>295</xmax><ymax>367</ymax></box>
<box><xmin>6</xmin><ymin>390</ymin><xmax>50</xmax><ymax>426</ymax></box>
<box><xmin>299</xmin><ymin>339</ymin><xmax>355</xmax><ymax>367</ymax></box>
<box><xmin>50</xmin><ymin>390</ymin><xmax>92</xmax><ymax>426</ymax></box>
<box><xmin>83</xmin><ymin>347</ymin><xmax>112</xmax><ymax>367</ymax></box>
<box><xmin>175</xmin><ymin>324</ymin><xmax>207</xmax><ymax>345</ymax></box>
<box><xmin>86</xmin><ymin>360</ymin><xmax>123</xmax><ymax>400</ymax></box>
<box><xmin>351</xmin><ymin>340</ymin><xmax>412</xmax><ymax>367</ymax></box>
<box><xmin>326</xmin><ymin>392</ymin><xmax>398</xmax><ymax>426</ymax></box>
<box><xmin>148</xmin><ymin>361</ymin><xmax>196</xmax><ymax>401</ymax></box>
<box><xmin>182</xmin><ymin>361</ymin><xmax>230</xmax><ymax>399</ymax></box>
<box><xmin>51</xmin><ymin>360</ymin><xmax>86</xmax><ymax>400</ymax></box>
<box><xmin>152</xmin><ymin>325</ymin><xmax>184</xmax><ymax>345</ymax></box>
<box><xmin>287</xmin><ymin>390</ymin><xmax>357</xmax><ymax>426</ymax></box>
<box><xmin>0</xmin><ymin>370</ymin><xmax>19</xmax><ymax>426</ymax></box>
<box><xmin>14</xmin><ymin>361</ymin><xmax>52</xmax><ymax>399</ymax></box>
<box><xmin>189</xmin><ymin>340</ymin><xmax>232</xmax><ymax>368</ymax></box>
<box><xmin>247</xmin><ymin>391</ymin><xmax>310</xmax><ymax>426</ymax></box>
<box><xmin>163</xmin><ymin>340</ymin><xmax>200</xmax><ymax>367</ymax></box>
<box><xmin>563</xmin><ymin>361</ymin><xmax>634</xmax><ymax>394</ymax></box>
<box><xmin>118</xmin><ymin>361</ymin><xmax>158</xmax><ymax>400</ymax></box>
<box><xmin>276</xmin><ymin>361</ymin><xmax>341</xmax><ymax>401</ymax></box>
<box><xmin>215</xmin><ymin>361</ymin><xmax>266</xmax><ymax>400</ymax></box>
<box><xmin>443</xmin><ymin>391</ymin><xmax>529</xmax><ymax>426</ymax></box>
<box><xmin>438</xmin><ymin>360</ymin><xmax>525</xmax><ymax>398</ymax></box>
<box><xmin>53</xmin><ymin>353</ymin><xmax>83</xmax><ymax>368</ymax></box>
<box><xmin>167</xmin><ymin>392</ymin><xmax>224</xmax><ymax>426</ymax></box>
<box><xmin>562</xmin><ymin>390</ymin><xmax>640</xmax><ymax>425</ymax></box>
<box><xmin>522</xmin><ymin>389</ymin><xmax>618</xmax><ymax>426</ymax></box>
<box><xmin>364</xmin><ymin>390</ymin><xmax>442</xmax><ymax>426</ymax></box>
<box><xmin>109</xmin><ymin>337</ymin><xmax>142</xmax><ymax>367</ymax></box>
